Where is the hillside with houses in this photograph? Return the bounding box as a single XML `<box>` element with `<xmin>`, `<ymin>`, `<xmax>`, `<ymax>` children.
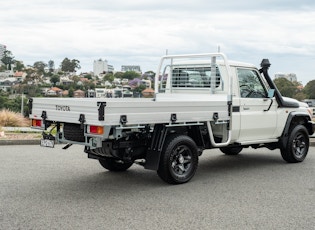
<box><xmin>0</xmin><ymin>49</ymin><xmax>156</xmax><ymax>115</ymax></box>
<box><xmin>0</xmin><ymin>67</ymin><xmax>154</xmax><ymax>98</ymax></box>
<box><xmin>1</xmin><ymin>47</ymin><xmax>314</xmax><ymax>117</ymax></box>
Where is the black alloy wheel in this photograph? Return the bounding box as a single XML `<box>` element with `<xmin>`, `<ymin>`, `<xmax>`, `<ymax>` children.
<box><xmin>158</xmin><ymin>135</ymin><xmax>199</xmax><ymax>184</ymax></box>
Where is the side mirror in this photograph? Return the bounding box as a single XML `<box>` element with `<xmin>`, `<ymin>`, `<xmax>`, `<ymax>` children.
<box><xmin>267</xmin><ymin>89</ymin><xmax>275</xmax><ymax>98</ymax></box>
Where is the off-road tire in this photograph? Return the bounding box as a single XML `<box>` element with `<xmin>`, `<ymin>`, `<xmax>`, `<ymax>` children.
<box><xmin>157</xmin><ymin>134</ymin><xmax>199</xmax><ymax>184</ymax></box>
<box><xmin>220</xmin><ymin>146</ymin><xmax>243</xmax><ymax>155</ymax></box>
<box><xmin>280</xmin><ymin>125</ymin><xmax>309</xmax><ymax>163</ymax></box>
<box><xmin>99</xmin><ymin>158</ymin><xmax>133</xmax><ymax>171</ymax></box>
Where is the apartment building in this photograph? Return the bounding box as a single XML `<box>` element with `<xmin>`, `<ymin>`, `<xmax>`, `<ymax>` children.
<box><xmin>93</xmin><ymin>59</ymin><xmax>114</xmax><ymax>76</ymax></box>
<box><xmin>121</xmin><ymin>65</ymin><xmax>141</xmax><ymax>73</ymax></box>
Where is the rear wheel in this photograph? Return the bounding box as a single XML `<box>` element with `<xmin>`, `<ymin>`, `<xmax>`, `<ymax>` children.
<box><xmin>99</xmin><ymin>157</ymin><xmax>133</xmax><ymax>171</ymax></box>
<box><xmin>157</xmin><ymin>135</ymin><xmax>199</xmax><ymax>184</ymax></box>
<box><xmin>280</xmin><ymin>125</ymin><xmax>309</xmax><ymax>163</ymax></box>
<box><xmin>220</xmin><ymin>146</ymin><xmax>243</xmax><ymax>155</ymax></box>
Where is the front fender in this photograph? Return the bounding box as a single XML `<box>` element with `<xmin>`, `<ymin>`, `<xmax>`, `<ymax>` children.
<box><xmin>280</xmin><ymin>112</ymin><xmax>313</xmax><ymax>148</ymax></box>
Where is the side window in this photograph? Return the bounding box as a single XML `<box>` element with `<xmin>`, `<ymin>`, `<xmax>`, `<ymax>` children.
<box><xmin>237</xmin><ymin>68</ymin><xmax>267</xmax><ymax>98</ymax></box>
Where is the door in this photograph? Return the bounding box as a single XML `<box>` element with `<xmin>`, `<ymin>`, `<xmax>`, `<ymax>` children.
<box><xmin>236</xmin><ymin>68</ymin><xmax>278</xmax><ymax>142</ymax></box>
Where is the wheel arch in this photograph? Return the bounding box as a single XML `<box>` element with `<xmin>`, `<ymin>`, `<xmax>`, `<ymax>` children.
<box><xmin>280</xmin><ymin>111</ymin><xmax>313</xmax><ymax>148</ymax></box>
<box><xmin>144</xmin><ymin>124</ymin><xmax>204</xmax><ymax>171</ymax></box>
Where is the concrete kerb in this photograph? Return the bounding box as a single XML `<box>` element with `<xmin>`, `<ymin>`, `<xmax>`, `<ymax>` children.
<box><xmin>0</xmin><ymin>127</ymin><xmax>41</xmax><ymax>146</ymax></box>
<box><xmin>0</xmin><ymin>139</ymin><xmax>40</xmax><ymax>146</ymax></box>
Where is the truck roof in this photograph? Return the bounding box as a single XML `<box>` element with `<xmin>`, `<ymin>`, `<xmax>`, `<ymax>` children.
<box><xmin>173</xmin><ymin>59</ymin><xmax>257</xmax><ymax>69</ymax></box>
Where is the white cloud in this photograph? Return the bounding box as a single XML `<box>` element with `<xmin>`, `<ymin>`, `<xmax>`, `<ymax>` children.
<box><xmin>1</xmin><ymin>0</ymin><xmax>315</xmax><ymax>84</ymax></box>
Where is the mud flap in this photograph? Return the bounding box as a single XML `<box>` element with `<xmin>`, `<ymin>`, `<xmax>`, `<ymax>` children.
<box><xmin>144</xmin><ymin>124</ymin><xmax>167</xmax><ymax>170</ymax></box>
<box><xmin>144</xmin><ymin>150</ymin><xmax>161</xmax><ymax>170</ymax></box>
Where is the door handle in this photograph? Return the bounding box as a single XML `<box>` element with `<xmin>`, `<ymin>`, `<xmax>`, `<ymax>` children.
<box><xmin>243</xmin><ymin>107</ymin><xmax>250</xmax><ymax>110</ymax></box>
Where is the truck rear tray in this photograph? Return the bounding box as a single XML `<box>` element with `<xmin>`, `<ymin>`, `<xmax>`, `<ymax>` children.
<box><xmin>30</xmin><ymin>94</ymin><xmax>229</xmax><ymax>126</ymax></box>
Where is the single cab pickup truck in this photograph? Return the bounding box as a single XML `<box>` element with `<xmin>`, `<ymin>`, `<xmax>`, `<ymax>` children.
<box><xmin>30</xmin><ymin>53</ymin><xmax>315</xmax><ymax>184</ymax></box>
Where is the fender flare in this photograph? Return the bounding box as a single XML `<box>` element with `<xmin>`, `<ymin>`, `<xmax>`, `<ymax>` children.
<box><xmin>280</xmin><ymin>111</ymin><xmax>313</xmax><ymax>148</ymax></box>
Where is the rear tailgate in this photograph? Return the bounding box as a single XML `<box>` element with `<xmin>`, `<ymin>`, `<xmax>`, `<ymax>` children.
<box><xmin>30</xmin><ymin>98</ymin><xmax>103</xmax><ymax>125</ymax></box>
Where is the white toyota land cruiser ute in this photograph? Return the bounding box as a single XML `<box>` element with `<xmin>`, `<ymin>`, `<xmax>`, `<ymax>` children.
<box><xmin>30</xmin><ymin>53</ymin><xmax>315</xmax><ymax>184</ymax></box>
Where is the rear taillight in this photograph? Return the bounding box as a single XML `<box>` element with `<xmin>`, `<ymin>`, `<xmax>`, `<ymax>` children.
<box><xmin>32</xmin><ymin>119</ymin><xmax>42</xmax><ymax>127</ymax></box>
<box><xmin>89</xmin><ymin>126</ymin><xmax>104</xmax><ymax>135</ymax></box>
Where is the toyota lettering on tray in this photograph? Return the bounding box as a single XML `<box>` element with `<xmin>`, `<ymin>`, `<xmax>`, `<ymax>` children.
<box><xmin>56</xmin><ymin>105</ymin><xmax>70</xmax><ymax>111</ymax></box>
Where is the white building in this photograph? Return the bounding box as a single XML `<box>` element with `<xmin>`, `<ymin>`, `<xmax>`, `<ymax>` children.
<box><xmin>94</xmin><ymin>88</ymin><xmax>106</xmax><ymax>98</ymax></box>
<box><xmin>274</xmin><ymin>73</ymin><xmax>297</xmax><ymax>82</ymax></box>
<box><xmin>93</xmin><ymin>59</ymin><xmax>114</xmax><ymax>76</ymax></box>
<box><xmin>121</xmin><ymin>65</ymin><xmax>141</xmax><ymax>73</ymax></box>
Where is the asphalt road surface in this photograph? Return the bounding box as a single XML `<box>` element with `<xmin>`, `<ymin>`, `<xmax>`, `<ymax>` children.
<box><xmin>1</xmin><ymin>145</ymin><xmax>315</xmax><ymax>230</ymax></box>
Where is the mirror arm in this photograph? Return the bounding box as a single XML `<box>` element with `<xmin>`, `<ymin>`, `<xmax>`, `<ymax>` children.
<box><xmin>264</xmin><ymin>98</ymin><xmax>273</xmax><ymax>112</ymax></box>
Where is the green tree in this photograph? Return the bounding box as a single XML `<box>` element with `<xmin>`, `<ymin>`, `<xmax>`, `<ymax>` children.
<box><xmin>104</xmin><ymin>73</ymin><xmax>114</xmax><ymax>82</ymax></box>
<box><xmin>123</xmin><ymin>71</ymin><xmax>141</xmax><ymax>80</ymax></box>
<box><xmin>85</xmin><ymin>74</ymin><xmax>92</xmax><ymax>80</ymax></box>
<box><xmin>1</xmin><ymin>96</ymin><xmax>21</xmax><ymax>113</ymax></box>
<box><xmin>68</xmin><ymin>87</ymin><xmax>74</xmax><ymax>97</ymax></box>
<box><xmin>273</xmin><ymin>78</ymin><xmax>296</xmax><ymax>98</ymax></box>
<box><xmin>13</xmin><ymin>60</ymin><xmax>25</xmax><ymax>71</ymax></box>
<box><xmin>114</xmin><ymin>72</ymin><xmax>124</xmax><ymax>79</ymax></box>
<box><xmin>83</xmin><ymin>81</ymin><xmax>95</xmax><ymax>90</ymax></box>
<box><xmin>60</xmin><ymin>58</ymin><xmax>81</xmax><ymax>72</ymax></box>
<box><xmin>33</xmin><ymin>61</ymin><xmax>47</xmax><ymax>75</ymax></box>
<box><xmin>48</xmin><ymin>60</ymin><xmax>55</xmax><ymax>73</ymax></box>
<box><xmin>132</xmin><ymin>84</ymin><xmax>146</xmax><ymax>93</ymax></box>
<box><xmin>1</xmin><ymin>50</ymin><xmax>15</xmax><ymax>70</ymax></box>
<box><xmin>72</xmin><ymin>75</ymin><xmax>80</xmax><ymax>85</ymax></box>
<box><xmin>294</xmin><ymin>92</ymin><xmax>307</xmax><ymax>101</ymax></box>
<box><xmin>0</xmin><ymin>65</ymin><xmax>6</xmax><ymax>71</ymax></box>
<box><xmin>50</xmin><ymin>75</ymin><xmax>60</xmax><ymax>86</ymax></box>
<box><xmin>303</xmin><ymin>80</ymin><xmax>315</xmax><ymax>99</ymax></box>
<box><xmin>0</xmin><ymin>93</ymin><xmax>7</xmax><ymax>110</ymax></box>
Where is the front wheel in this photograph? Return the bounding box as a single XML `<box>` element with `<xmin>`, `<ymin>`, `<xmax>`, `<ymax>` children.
<box><xmin>280</xmin><ymin>125</ymin><xmax>309</xmax><ymax>163</ymax></box>
<box><xmin>99</xmin><ymin>157</ymin><xmax>133</xmax><ymax>171</ymax></box>
<box><xmin>157</xmin><ymin>135</ymin><xmax>199</xmax><ymax>184</ymax></box>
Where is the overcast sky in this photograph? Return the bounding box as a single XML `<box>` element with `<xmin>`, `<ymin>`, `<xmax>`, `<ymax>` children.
<box><xmin>1</xmin><ymin>0</ymin><xmax>315</xmax><ymax>84</ymax></box>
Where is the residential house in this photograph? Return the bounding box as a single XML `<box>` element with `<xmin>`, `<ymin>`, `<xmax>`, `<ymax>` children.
<box><xmin>14</xmin><ymin>71</ymin><xmax>27</xmax><ymax>82</ymax></box>
<box><xmin>0</xmin><ymin>70</ymin><xmax>13</xmax><ymax>79</ymax></box>
<box><xmin>60</xmin><ymin>76</ymin><xmax>74</xmax><ymax>86</ymax></box>
<box><xmin>0</xmin><ymin>77</ymin><xmax>18</xmax><ymax>92</ymax></box>
<box><xmin>73</xmin><ymin>89</ymin><xmax>85</xmax><ymax>98</ymax></box>
<box><xmin>46</xmin><ymin>87</ymin><xmax>63</xmax><ymax>96</ymax></box>
<box><xmin>142</xmin><ymin>88</ymin><xmax>154</xmax><ymax>98</ymax></box>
